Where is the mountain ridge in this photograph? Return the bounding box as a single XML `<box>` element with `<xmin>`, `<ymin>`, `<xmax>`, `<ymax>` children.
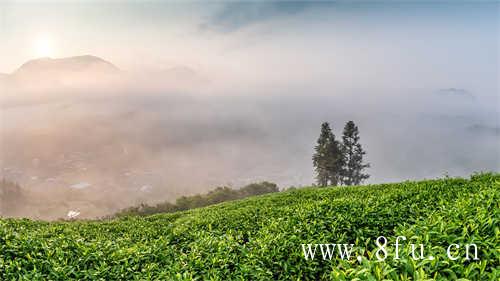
<box><xmin>13</xmin><ymin>55</ymin><xmax>119</xmax><ymax>76</ymax></box>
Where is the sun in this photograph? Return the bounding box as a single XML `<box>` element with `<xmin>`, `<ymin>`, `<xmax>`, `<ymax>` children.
<box><xmin>34</xmin><ymin>34</ymin><xmax>55</xmax><ymax>58</ymax></box>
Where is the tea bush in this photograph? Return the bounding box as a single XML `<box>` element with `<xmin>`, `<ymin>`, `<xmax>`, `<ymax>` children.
<box><xmin>0</xmin><ymin>173</ymin><xmax>498</xmax><ymax>280</ymax></box>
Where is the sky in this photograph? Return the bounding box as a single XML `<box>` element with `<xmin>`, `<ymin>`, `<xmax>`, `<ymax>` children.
<box><xmin>1</xmin><ymin>1</ymin><xmax>498</xmax><ymax>92</ymax></box>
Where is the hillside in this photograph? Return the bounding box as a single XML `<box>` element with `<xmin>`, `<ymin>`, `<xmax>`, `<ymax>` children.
<box><xmin>1</xmin><ymin>55</ymin><xmax>120</xmax><ymax>92</ymax></box>
<box><xmin>0</xmin><ymin>173</ymin><xmax>498</xmax><ymax>280</ymax></box>
<box><xmin>13</xmin><ymin>55</ymin><xmax>119</xmax><ymax>76</ymax></box>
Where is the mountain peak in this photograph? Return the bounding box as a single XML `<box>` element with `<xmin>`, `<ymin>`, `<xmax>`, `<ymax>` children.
<box><xmin>14</xmin><ymin>55</ymin><xmax>119</xmax><ymax>76</ymax></box>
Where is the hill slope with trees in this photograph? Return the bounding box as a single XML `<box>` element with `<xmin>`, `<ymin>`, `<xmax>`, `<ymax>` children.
<box><xmin>0</xmin><ymin>173</ymin><xmax>498</xmax><ymax>280</ymax></box>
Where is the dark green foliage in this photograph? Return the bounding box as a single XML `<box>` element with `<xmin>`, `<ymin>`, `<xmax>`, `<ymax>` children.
<box><xmin>0</xmin><ymin>179</ymin><xmax>23</xmax><ymax>215</ymax></box>
<box><xmin>312</xmin><ymin>122</ymin><xmax>344</xmax><ymax>187</ymax></box>
<box><xmin>313</xmin><ymin>122</ymin><xmax>332</xmax><ymax>187</ymax></box>
<box><xmin>0</xmin><ymin>173</ymin><xmax>498</xmax><ymax>280</ymax></box>
<box><xmin>341</xmin><ymin>121</ymin><xmax>370</xmax><ymax>186</ymax></box>
<box><xmin>239</xmin><ymin>181</ymin><xmax>279</xmax><ymax>196</ymax></box>
<box><xmin>114</xmin><ymin>181</ymin><xmax>279</xmax><ymax>217</ymax></box>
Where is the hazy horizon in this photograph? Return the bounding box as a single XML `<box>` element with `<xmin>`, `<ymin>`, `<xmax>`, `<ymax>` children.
<box><xmin>1</xmin><ymin>1</ymin><xmax>498</xmax><ymax>219</ymax></box>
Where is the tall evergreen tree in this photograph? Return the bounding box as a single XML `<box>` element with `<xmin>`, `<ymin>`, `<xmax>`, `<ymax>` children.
<box><xmin>313</xmin><ymin>122</ymin><xmax>343</xmax><ymax>187</ymax></box>
<box><xmin>341</xmin><ymin>121</ymin><xmax>370</xmax><ymax>185</ymax></box>
<box><xmin>313</xmin><ymin>123</ymin><xmax>331</xmax><ymax>187</ymax></box>
<box><xmin>326</xmin><ymin>133</ymin><xmax>344</xmax><ymax>187</ymax></box>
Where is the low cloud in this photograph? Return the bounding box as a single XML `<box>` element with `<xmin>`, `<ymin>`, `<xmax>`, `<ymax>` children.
<box><xmin>201</xmin><ymin>2</ymin><xmax>328</xmax><ymax>32</ymax></box>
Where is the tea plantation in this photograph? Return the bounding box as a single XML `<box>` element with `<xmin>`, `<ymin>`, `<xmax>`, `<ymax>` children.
<box><xmin>0</xmin><ymin>173</ymin><xmax>498</xmax><ymax>280</ymax></box>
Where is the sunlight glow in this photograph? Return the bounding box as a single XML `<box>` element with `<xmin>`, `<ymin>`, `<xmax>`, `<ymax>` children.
<box><xmin>34</xmin><ymin>34</ymin><xmax>55</xmax><ymax>58</ymax></box>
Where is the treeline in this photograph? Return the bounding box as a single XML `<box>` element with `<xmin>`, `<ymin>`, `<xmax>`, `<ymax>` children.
<box><xmin>113</xmin><ymin>181</ymin><xmax>279</xmax><ymax>217</ymax></box>
<box><xmin>313</xmin><ymin>120</ymin><xmax>370</xmax><ymax>187</ymax></box>
<box><xmin>0</xmin><ymin>179</ymin><xmax>24</xmax><ymax>215</ymax></box>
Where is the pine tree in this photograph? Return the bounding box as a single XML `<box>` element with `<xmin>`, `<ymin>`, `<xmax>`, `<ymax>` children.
<box><xmin>341</xmin><ymin>121</ymin><xmax>370</xmax><ymax>186</ymax></box>
<box><xmin>313</xmin><ymin>122</ymin><xmax>343</xmax><ymax>187</ymax></box>
<box><xmin>313</xmin><ymin>123</ymin><xmax>331</xmax><ymax>187</ymax></box>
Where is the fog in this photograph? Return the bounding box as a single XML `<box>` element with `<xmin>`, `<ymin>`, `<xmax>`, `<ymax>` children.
<box><xmin>1</xmin><ymin>64</ymin><xmax>498</xmax><ymax>219</ymax></box>
<box><xmin>0</xmin><ymin>2</ymin><xmax>498</xmax><ymax>220</ymax></box>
